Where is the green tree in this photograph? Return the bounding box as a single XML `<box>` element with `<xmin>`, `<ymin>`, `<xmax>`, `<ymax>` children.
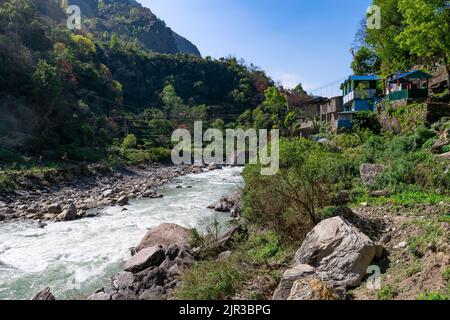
<box><xmin>364</xmin><ymin>0</ymin><xmax>416</xmax><ymax>74</ymax></box>
<box><xmin>351</xmin><ymin>46</ymin><xmax>381</xmax><ymax>75</ymax></box>
<box><xmin>162</xmin><ymin>84</ymin><xmax>184</xmax><ymax>113</ymax></box>
<box><xmin>122</xmin><ymin>134</ymin><xmax>137</xmax><ymax>149</ymax></box>
<box><xmin>396</xmin><ymin>0</ymin><xmax>450</xmax><ymax>88</ymax></box>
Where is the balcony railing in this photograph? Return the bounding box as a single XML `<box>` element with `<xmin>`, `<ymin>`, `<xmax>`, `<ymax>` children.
<box><xmin>386</xmin><ymin>89</ymin><xmax>428</xmax><ymax>101</ymax></box>
<box><xmin>343</xmin><ymin>89</ymin><xmax>377</xmax><ymax>105</ymax></box>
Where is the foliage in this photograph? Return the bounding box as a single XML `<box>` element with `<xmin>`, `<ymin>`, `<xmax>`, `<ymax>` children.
<box><xmin>417</xmin><ymin>292</ymin><xmax>449</xmax><ymax>301</ymax></box>
<box><xmin>122</xmin><ymin>134</ymin><xmax>137</xmax><ymax>149</ymax></box>
<box><xmin>176</xmin><ymin>260</ymin><xmax>245</xmax><ymax>300</ymax></box>
<box><xmin>351</xmin><ymin>46</ymin><xmax>381</xmax><ymax>75</ymax></box>
<box><xmin>242</xmin><ymin>138</ymin><xmax>357</xmax><ymax>244</ymax></box>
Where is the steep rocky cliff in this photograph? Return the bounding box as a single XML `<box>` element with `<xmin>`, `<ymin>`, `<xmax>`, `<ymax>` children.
<box><xmin>32</xmin><ymin>0</ymin><xmax>201</xmax><ymax>56</ymax></box>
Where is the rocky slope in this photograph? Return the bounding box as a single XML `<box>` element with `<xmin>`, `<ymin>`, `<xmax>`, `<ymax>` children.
<box><xmin>33</xmin><ymin>0</ymin><xmax>201</xmax><ymax>56</ymax></box>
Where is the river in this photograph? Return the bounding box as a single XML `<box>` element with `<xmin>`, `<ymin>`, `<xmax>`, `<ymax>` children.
<box><xmin>0</xmin><ymin>167</ymin><xmax>243</xmax><ymax>300</ymax></box>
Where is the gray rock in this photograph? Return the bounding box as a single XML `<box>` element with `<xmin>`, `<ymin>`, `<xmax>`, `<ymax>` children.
<box><xmin>207</xmin><ymin>163</ymin><xmax>223</xmax><ymax>170</ymax></box>
<box><xmin>431</xmin><ymin>140</ymin><xmax>449</xmax><ymax>154</ymax></box>
<box><xmin>294</xmin><ymin>217</ymin><xmax>384</xmax><ymax>288</ymax></box>
<box><xmin>166</xmin><ymin>245</ymin><xmax>180</xmax><ymax>260</ymax></box>
<box><xmin>47</xmin><ymin>203</ymin><xmax>62</xmax><ymax>214</ymax></box>
<box><xmin>124</xmin><ymin>246</ymin><xmax>165</xmax><ymax>272</ymax></box>
<box><xmin>272</xmin><ymin>264</ymin><xmax>316</xmax><ymax>300</ymax></box>
<box><xmin>394</xmin><ymin>241</ymin><xmax>408</xmax><ymax>249</ymax></box>
<box><xmin>360</xmin><ymin>164</ymin><xmax>385</xmax><ymax>186</ymax></box>
<box><xmin>102</xmin><ymin>189</ymin><xmax>114</xmax><ymax>198</ymax></box>
<box><xmin>287</xmin><ymin>277</ymin><xmax>342</xmax><ymax>300</ymax></box>
<box><xmin>57</xmin><ymin>203</ymin><xmax>77</xmax><ymax>221</ymax></box>
<box><xmin>137</xmin><ymin>223</ymin><xmax>192</xmax><ymax>251</ymax></box>
<box><xmin>139</xmin><ymin>286</ymin><xmax>164</xmax><ymax>300</ymax></box>
<box><xmin>117</xmin><ymin>196</ymin><xmax>129</xmax><ymax>206</ymax></box>
<box><xmin>87</xmin><ymin>292</ymin><xmax>111</xmax><ymax>300</ymax></box>
<box><xmin>32</xmin><ymin>287</ymin><xmax>56</xmax><ymax>300</ymax></box>
<box><xmin>217</xmin><ymin>251</ymin><xmax>232</xmax><ymax>261</ymax></box>
<box><xmin>112</xmin><ymin>271</ymin><xmax>136</xmax><ymax>290</ymax></box>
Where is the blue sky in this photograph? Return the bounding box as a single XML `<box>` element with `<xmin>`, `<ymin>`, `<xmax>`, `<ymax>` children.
<box><xmin>139</xmin><ymin>0</ymin><xmax>372</xmax><ymax>96</ymax></box>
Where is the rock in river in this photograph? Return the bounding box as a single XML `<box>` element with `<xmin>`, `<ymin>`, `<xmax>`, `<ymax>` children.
<box><xmin>32</xmin><ymin>287</ymin><xmax>56</xmax><ymax>300</ymax></box>
<box><xmin>137</xmin><ymin>223</ymin><xmax>192</xmax><ymax>251</ymax></box>
<box><xmin>124</xmin><ymin>246</ymin><xmax>165</xmax><ymax>272</ymax></box>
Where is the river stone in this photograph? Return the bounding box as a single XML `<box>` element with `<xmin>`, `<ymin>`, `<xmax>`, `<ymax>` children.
<box><xmin>139</xmin><ymin>286</ymin><xmax>165</xmax><ymax>300</ymax></box>
<box><xmin>117</xmin><ymin>196</ymin><xmax>129</xmax><ymax>206</ymax></box>
<box><xmin>47</xmin><ymin>203</ymin><xmax>62</xmax><ymax>214</ymax></box>
<box><xmin>87</xmin><ymin>292</ymin><xmax>111</xmax><ymax>300</ymax></box>
<box><xmin>113</xmin><ymin>271</ymin><xmax>136</xmax><ymax>289</ymax></box>
<box><xmin>102</xmin><ymin>189</ymin><xmax>114</xmax><ymax>198</ymax></box>
<box><xmin>137</xmin><ymin>223</ymin><xmax>192</xmax><ymax>251</ymax></box>
<box><xmin>124</xmin><ymin>246</ymin><xmax>165</xmax><ymax>272</ymax></box>
<box><xmin>294</xmin><ymin>217</ymin><xmax>384</xmax><ymax>288</ymax></box>
<box><xmin>57</xmin><ymin>203</ymin><xmax>77</xmax><ymax>221</ymax></box>
<box><xmin>32</xmin><ymin>287</ymin><xmax>56</xmax><ymax>300</ymax></box>
<box><xmin>288</xmin><ymin>277</ymin><xmax>341</xmax><ymax>300</ymax></box>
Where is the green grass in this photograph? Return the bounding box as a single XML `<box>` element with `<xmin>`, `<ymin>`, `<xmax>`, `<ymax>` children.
<box><xmin>354</xmin><ymin>189</ymin><xmax>450</xmax><ymax>207</ymax></box>
<box><xmin>442</xmin><ymin>267</ymin><xmax>450</xmax><ymax>282</ymax></box>
<box><xmin>176</xmin><ymin>231</ymin><xmax>289</xmax><ymax>300</ymax></box>
<box><xmin>378</xmin><ymin>285</ymin><xmax>398</xmax><ymax>300</ymax></box>
<box><xmin>417</xmin><ymin>292</ymin><xmax>449</xmax><ymax>301</ymax></box>
<box><xmin>408</xmin><ymin>220</ymin><xmax>445</xmax><ymax>258</ymax></box>
<box><xmin>176</xmin><ymin>260</ymin><xmax>245</xmax><ymax>300</ymax></box>
<box><xmin>405</xmin><ymin>259</ymin><xmax>423</xmax><ymax>277</ymax></box>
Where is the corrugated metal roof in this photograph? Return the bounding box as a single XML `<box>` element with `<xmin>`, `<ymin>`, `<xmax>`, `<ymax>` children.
<box><xmin>348</xmin><ymin>75</ymin><xmax>382</xmax><ymax>81</ymax></box>
<box><xmin>391</xmin><ymin>70</ymin><xmax>432</xmax><ymax>81</ymax></box>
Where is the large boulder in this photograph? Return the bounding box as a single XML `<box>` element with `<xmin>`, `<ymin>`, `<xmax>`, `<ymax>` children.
<box><xmin>124</xmin><ymin>246</ymin><xmax>165</xmax><ymax>272</ymax></box>
<box><xmin>359</xmin><ymin>164</ymin><xmax>384</xmax><ymax>186</ymax></box>
<box><xmin>32</xmin><ymin>287</ymin><xmax>56</xmax><ymax>300</ymax></box>
<box><xmin>273</xmin><ymin>217</ymin><xmax>383</xmax><ymax>300</ymax></box>
<box><xmin>294</xmin><ymin>217</ymin><xmax>383</xmax><ymax>287</ymax></box>
<box><xmin>137</xmin><ymin>223</ymin><xmax>192</xmax><ymax>252</ymax></box>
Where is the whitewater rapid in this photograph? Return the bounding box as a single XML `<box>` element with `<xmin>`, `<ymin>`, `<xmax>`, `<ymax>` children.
<box><xmin>0</xmin><ymin>167</ymin><xmax>243</xmax><ymax>300</ymax></box>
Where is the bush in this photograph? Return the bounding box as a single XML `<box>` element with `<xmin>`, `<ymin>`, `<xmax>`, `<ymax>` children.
<box><xmin>0</xmin><ymin>173</ymin><xmax>17</xmax><ymax>193</ymax></box>
<box><xmin>122</xmin><ymin>134</ymin><xmax>137</xmax><ymax>149</ymax></box>
<box><xmin>243</xmin><ymin>138</ymin><xmax>357</xmax><ymax>244</ymax></box>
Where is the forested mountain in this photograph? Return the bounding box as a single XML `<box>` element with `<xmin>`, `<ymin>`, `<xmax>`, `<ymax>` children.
<box><xmin>0</xmin><ymin>0</ymin><xmax>271</xmax><ymax>161</ymax></box>
<box><xmin>34</xmin><ymin>0</ymin><xmax>201</xmax><ymax>56</ymax></box>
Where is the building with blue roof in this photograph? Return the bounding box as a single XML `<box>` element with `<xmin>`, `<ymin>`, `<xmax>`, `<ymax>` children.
<box><xmin>386</xmin><ymin>69</ymin><xmax>432</xmax><ymax>102</ymax></box>
<box><xmin>336</xmin><ymin>75</ymin><xmax>382</xmax><ymax>130</ymax></box>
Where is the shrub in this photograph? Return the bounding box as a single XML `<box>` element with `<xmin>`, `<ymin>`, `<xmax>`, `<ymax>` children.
<box><xmin>0</xmin><ymin>173</ymin><xmax>17</xmax><ymax>193</ymax></box>
<box><xmin>243</xmin><ymin>138</ymin><xmax>356</xmax><ymax>244</ymax></box>
<box><xmin>122</xmin><ymin>134</ymin><xmax>137</xmax><ymax>149</ymax></box>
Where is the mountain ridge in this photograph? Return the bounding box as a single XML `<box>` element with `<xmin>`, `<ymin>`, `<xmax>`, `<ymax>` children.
<box><xmin>33</xmin><ymin>0</ymin><xmax>201</xmax><ymax>56</ymax></box>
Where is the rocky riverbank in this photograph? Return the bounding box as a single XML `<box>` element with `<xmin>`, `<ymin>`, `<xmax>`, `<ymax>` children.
<box><xmin>0</xmin><ymin>162</ymin><xmax>218</xmax><ymax>223</ymax></box>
